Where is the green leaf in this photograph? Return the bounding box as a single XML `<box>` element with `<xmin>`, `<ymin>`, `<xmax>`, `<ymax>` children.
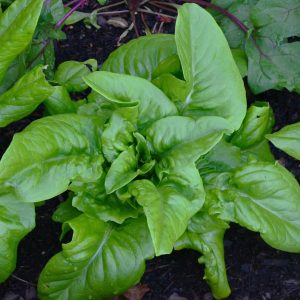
<box><xmin>0</xmin><ymin>66</ymin><xmax>53</xmax><ymax>127</ymax></box>
<box><xmin>175</xmin><ymin>4</ymin><xmax>246</xmax><ymax>131</ymax></box>
<box><xmin>52</xmin><ymin>196</ymin><xmax>81</xmax><ymax>223</ymax></box>
<box><xmin>230</xmin><ymin>101</ymin><xmax>274</xmax><ymax>149</ymax></box>
<box><xmin>64</xmin><ymin>10</ymin><xmax>89</xmax><ymax>25</ymax></box>
<box><xmin>38</xmin><ymin>215</ymin><xmax>154</xmax><ymax>299</ymax></box>
<box><xmin>72</xmin><ymin>177</ymin><xmax>139</xmax><ymax>224</ymax></box>
<box><xmin>101</xmin><ymin>34</ymin><xmax>177</xmax><ymax>79</ymax></box>
<box><xmin>231</xmin><ymin>48</ymin><xmax>248</xmax><ymax>77</ymax></box>
<box><xmin>101</xmin><ymin>106</ymin><xmax>138</xmax><ymax>163</ymax></box>
<box><xmin>54</xmin><ymin>59</ymin><xmax>98</xmax><ymax>92</ymax></box>
<box><xmin>152</xmin><ymin>73</ymin><xmax>187</xmax><ymax>104</ymax></box>
<box><xmin>0</xmin><ymin>0</ymin><xmax>44</xmax><ymax>83</ymax></box>
<box><xmin>105</xmin><ymin>146</ymin><xmax>155</xmax><ymax>194</ymax></box>
<box><xmin>44</xmin><ymin>86</ymin><xmax>77</xmax><ymax>115</ymax></box>
<box><xmin>152</xmin><ymin>54</ymin><xmax>183</xmax><ymax>79</ymax></box>
<box><xmin>221</xmin><ymin>162</ymin><xmax>300</xmax><ymax>252</ymax></box>
<box><xmin>0</xmin><ymin>114</ymin><xmax>103</xmax><ymax>202</ymax></box>
<box><xmin>245</xmin><ymin>37</ymin><xmax>300</xmax><ymax>94</ymax></box>
<box><xmin>251</xmin><ymin>0</ymin><xmax>300</xmax><ymax>42</ymax></box>
<box><xmin>175</xmin><ymin>212</ymin><xmax>230</xmax><ymax>300</ymax></box>
<box><xmin>130</xmin><ymin>178</ymin><xmax>203</xmax><ymax>255</ymax></box>
<box><xmin>84</xmin><ymin>71</ymin><xmax>178</xmax><ymax>129</ymax></box>
<box><xmin>266</xmin><ymin>122</ymin><xmax>300</xmax><ymax>160</ymax></box>
<box><xmin>0</xmin><ymin>190</ymin><xmax>35</xmax><ymax>282</ymax></box>
<box><xmin>146</xmin><ymin>116</ymin><xmax>229</xmax><ymax>162</ymax></box>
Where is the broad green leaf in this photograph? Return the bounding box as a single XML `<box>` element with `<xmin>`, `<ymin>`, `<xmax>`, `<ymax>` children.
<box><xmin>230</xmin><ymin>102</ymin><xmax>274</xmax><ymax>149</ymax></box>
<box><xmin>146</xmin><ymin>116</ymin><xmax>229</xmax><ymax>162</ymax></box>
<box><xmin>241</xmin><ymin>139</ymin><xmax>275</xmax><ymax>163</ymax></box>
<box><xmin>0</xmin><ymin>114</ymin><xmax>103</xmax><ymax>202</ymax></box>
<box><xmin>266</xmin><ymin>122</ymin><xmax>300</xmax><ymax>160</ymax></box>
<box><xmin>152</xmin><ymin>73</ymin><xmax>187</xmax><ymax>104</ymax></box>
<box><xmin>0</xmin><ymin>66</ymin><xmax>53</xmax><ymax>127</ymax></box>
<box><xmin>210</xmin><ymin>0</ymin><xmax>257</xmax><ymax>48</ymax></box>
<box><xmin>44</xmin><ymin>86</ymin><xmax>77</xmax><ymax>115</ymax></box>
<box><xmin>231</xmin><ymin>48</ymin><xmax>248</xmax><ymax>77</ymax></box>
<box><xmin>54</xmin><ymin>59</ymin><xmax>98</xmax><ymax>92</ymax></box>
<box><xmin>0</xmin><ymin>190</ymin><xmax>35</xmax><ymax>282</ymax></box>
<box><xmin>152</xmin><ymin>54</ymin><xmax>183</xmax><ymax>79</ymax></box>
<box><xmin>38</xmin><ymin>215</ymin><xmax>154</xmax><ymax>300</ymax></box>
<box><xmin>175</xmin><ymin>4</ymin><xmax>246</xmax><ymax>131</ymax></box>
<box><xmin>101</xmin><ymin>34</ymin><xmax>177</xmax><ymax>79</ymax></box>
<box><xmin>175</xmin><ymin>212</ymin><xmax>230</xmax><ymax>300</ymax></box>
<box><xmin>245</xmin><ymin>37</ymin><xmax>300</xmax><ymax>94</ymax></box>
<box><xmin>197</xmin><ymin>138</ymin><xmax>243</xmax><ymax>175</ymax></box>
<box><xmin>220</xmin><ymin>162</ymin><xmax>300</xmax><ymax>252</ymax></box>
<box><xmin>105</xmin><ymin>146</ymin><xmax>155</xmax><ymax>194</ymax></box>
<box><xmin>0</xmin><ymin>0</ymin><xmax>44</xmax><ymax>83</ymax></box>
<box><xmin>84</xmin><ymin>71</ymin><xmax>178</xmax><ymax>129</ymax></box>
<box><xmin>251</xmin><ymin>0</ymin><xmax>300</xmax><ymax>42</ymax></box>
<box><xmin>101</xmin><ymin>106</ymin><xmax>138</xmax><ymax>162</ymax></box>
<box><xmin>130</xmin><ymin>179</ymin><xmax>203</xmax><ymax>255</ymax></box>
<box><xmin>52</xmin><ymin>197</ymin><xmax>81</xmax><ymax>223</ymax></box>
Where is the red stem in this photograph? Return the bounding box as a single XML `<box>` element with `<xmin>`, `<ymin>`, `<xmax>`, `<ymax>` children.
<box><xmin>182</xmin><ymin>0</ymin><xmax>249</xmax><ymax>33</ymax></box>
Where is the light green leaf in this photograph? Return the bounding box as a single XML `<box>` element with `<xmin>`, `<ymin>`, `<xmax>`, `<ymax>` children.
<box><xmin>230</xmin><ymin>101</ymin><xmax>274</xmax><ymax>149</ymax></box>
<box><xmin>0</xmin><ymin>190</ymin><xmax>35</xmax><ymax>282</ymax></box>
<box><xmin>152</xmin><ymin>54</ymin><xmax>183</xmax><ymax>79</ymax></box>
<box><xmin>0</xmin><ymin>66</ymin><xmax>53</xmax><ymax>127</ymax></box>
<box><xmin>38</xmin><ymin>215</ymin><xmax>154</xmax><ymax>300</ymax></box>
<box><xmin>146</xmin><ymin>116</ymin><xmax>229</xmax><ymax>162</ymax></box>
<box><xmin>251</xmin><ymin>0</ymin><xmax>300</xmax><ymax>42</ymax></box>
<box><xmin>101</xmin><ymin>34</ymin><xmax>177</xmax><ymax>79</ymax></box>
<box><xmin>0</xmin><ymin>0</ymin><xmax>44</xmax><ymax>83</ymax></box>
<box><xmin>152</xmin><ymin>73</ymin><xmax>187</xmax><ymax>104</ymax></box>
<box><xmin>64</xmin><ymin>10</ymin><xmax>89</xmax><ymax>25</ymax></box>
<box><xmin>231</xmin><ymin>48</ymin><xmax>248</xmax><ymax>77</ymax></box>
<box><xmin>245</xmin><ymin>37</ymin><xmax>300</xmax><ymax>94</ymax></box>
<box><xmin>54</xmin><ymin>59</ymin><xmax>98</xmax><ymax>92</ymax></box>
<box><xmin>175</xmin><ymin>4</ymin><xmax>246</xmax><ymax>131</ymax></box>
<box><xmin>101</xmin><ymin>106</ymin><xmax>138</xmax><ymax>162</ymax></box>
<box><xmin>175</xmin><ymin>212</ymin><xmax>230</xmax><ymax>300</ymax></box>
<box><xmin>266</xmin><ymin>122</ymin><xmax>300</xmax><ymax>160</ymax></box>
<box><xmin>0</xmin><ymin>114</ymin><xmax>103</xmax><ymax>202</ymax></box>
<box><xmin>130</xmin><ymin>179</ymin><xmax>203</xmax><ymax>255</ymax></box>
<box><xmin>52</xmin><ymin>196</ymin><xmax>81</xmax><ymax>223</ymax></box>
<box><xmin>221</xmin><ymin>162</ymin><xmax>300</xmax><ymax>252</ymax></box>
<box><xmin>44</xmin><ymin>86</ymin><xmax>77</xmax><ymax>115</ymax></box>
<box><xmin>84</xmin><ymin>71</ymin><xmax>178</xmax><ymax>129</ymax></box>
<box><xmin>105</xmin><ymin>146</ymin><xmax>155</xmax><ymax>194</ymax></box>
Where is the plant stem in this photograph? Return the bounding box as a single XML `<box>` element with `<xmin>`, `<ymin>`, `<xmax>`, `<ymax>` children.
<box><xmin>182</xmin><ymin>0</ymin><xmax>249</xmax><ymax>33</ymax></box>
<box><xmin>55</xmin><ymin>0</ymin><xmax>86</xmax><ymax>29</ymax></box>
<box><xmin>97</xmin><ymin>10</ymin><xmax>129</xmax><ymax>15</ymax></box>
<box><xmin>138</xmin><ymin>8</ymin><xmax>176</xmax><ymax>19</ymax></box>
<box><xmin>95</xmin><ymin>0</ymin><xmax>125</xmax><ymax>12</ymax></box>
<box><xmin>149</xmin><ymin>1</ymin><xmax>177</xmax><ymax>13</ymax></box>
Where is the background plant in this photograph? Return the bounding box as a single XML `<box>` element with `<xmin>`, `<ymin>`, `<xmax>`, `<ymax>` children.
<box><xmin>0</xmin><ymin>3</ymin><xmax>300</xmax><ymax>300</ymax></box>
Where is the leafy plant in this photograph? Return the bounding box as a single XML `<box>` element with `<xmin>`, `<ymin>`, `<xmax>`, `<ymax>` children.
<box><xmin>1</xmin><ymin>3</ymin><xmax>300</xmax><ymax>300</ymax></box>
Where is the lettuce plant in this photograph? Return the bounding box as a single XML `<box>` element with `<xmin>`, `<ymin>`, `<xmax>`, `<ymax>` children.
<box><xmin>1</xmin><ymin>3</ymin><xmax>300</xmax><ymax>300</ymax></box>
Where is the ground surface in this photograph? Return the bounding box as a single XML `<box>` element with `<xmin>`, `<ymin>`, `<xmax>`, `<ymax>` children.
<box><xmin>0</xmin><ymin>2</ymin><xmax>300</xmax><ymax>299</ymax></box>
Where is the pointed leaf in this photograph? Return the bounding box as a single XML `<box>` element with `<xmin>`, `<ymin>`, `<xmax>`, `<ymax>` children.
<box><xmin>0</xmin><ymin>66</ymin><xmax>53</xmax><ymax>127</ymax></box>
<box><xmin>0</xmin><ymin>114</ymin><xmax>103</xmax><ymax>202</ymax></box>
<box><xmin>38</xmin><ymin>215</ymin><xmax>154</xmax><ymax>300</ymax></box>
<box><xmin>175</xmin><ymin>4</ymin><xmax>246</xmax><ymax>131</ymax></box>
<box><xmin>266</xmin><ymin>122</ymin><xmax>300</xmax><ymax>160</ymax></box>
<box><xmin>0</xmin><ymin>0</ymin><xmax>44</xmax><ymax>83</ymax></box>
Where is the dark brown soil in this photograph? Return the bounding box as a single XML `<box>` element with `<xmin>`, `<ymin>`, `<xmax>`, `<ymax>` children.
<box><xmin>1</xmin><ymin>2</ymin><xmax>300</xmax><ymax>300</ymax></box>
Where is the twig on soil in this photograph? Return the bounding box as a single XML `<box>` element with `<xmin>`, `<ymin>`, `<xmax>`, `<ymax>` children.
<box><xmin>140</xmin><ymin>12</ymin><xmax>151</xmax><ymax>33</ymax></box>
<box><xmin>95</xmin><ymin>0</ymin><xmax>125</xmax><ymax>12</ymax></box>
<box><xmin>149</xmin><ymin>1</ymin><xmax>178</xmax><ymax>13</ymax></box>
<box><xmin>12</xmin><ymin>275</ymin><xmax>35</xmax><ymax>287</ymax></box>
<box><xmin>97</xmin><ymin>10</ymin><xmax>129</xmax><ymax>16</ymax></box>
<box><xmin>138</xmin><ymin>8</ymin><xmax>176</xmax><ymax>20</ymax></box>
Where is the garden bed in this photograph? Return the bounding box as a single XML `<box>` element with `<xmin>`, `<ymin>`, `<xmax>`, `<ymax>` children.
<box><xmin>1</xmin><ymin>9</ymin><xmax>300</xmax><ymax>299</ymax></box>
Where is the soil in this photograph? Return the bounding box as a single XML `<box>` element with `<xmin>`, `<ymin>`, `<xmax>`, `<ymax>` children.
<box><xmin>1</xmin><ymin>2</ymin><xmax>300</xmax><ymax>300</ymax></box>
